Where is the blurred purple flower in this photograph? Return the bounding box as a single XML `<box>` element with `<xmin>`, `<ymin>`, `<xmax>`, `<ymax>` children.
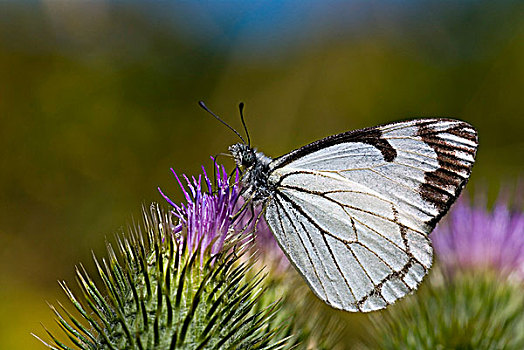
<box><xmin>433</xmin><ymin>191</ymin><xmax>524</xmax><ymax>280</ymax></box>
<box><xmin>158</xmin><ymin>162</ymin><xmax>241</xmax><ymax>261</ymax></box>
<box><xmin>249</xmin><ymin>207</ymin><xmax>290</xmax><ymax>272</ymax></box>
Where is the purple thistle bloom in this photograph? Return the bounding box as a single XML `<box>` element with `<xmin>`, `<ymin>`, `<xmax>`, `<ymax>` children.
<box><xmin>158</xmin><ymin>162</ymin><xmax>241</xmax><ymax>262</ymax></box>
<box><xmin>159</xmin><ymin>160</ymin><xmax>289</xmax><ymax>270</ymax></box>
<box><xmin>433</xmin><ymin>191</ymin><xmax>524</xmax><ymax>280</ymax></box>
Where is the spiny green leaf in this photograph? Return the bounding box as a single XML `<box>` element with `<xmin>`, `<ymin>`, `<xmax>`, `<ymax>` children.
<box><xmin>37</xmin><ymin>204</ymin><xmax>295</xmax><ymax>349</ymax></box>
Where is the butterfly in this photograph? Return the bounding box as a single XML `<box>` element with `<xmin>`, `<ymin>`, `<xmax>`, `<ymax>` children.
<box><xmin>201</xmin><ymin>102</ymin><xmax>478</xmax><ymax>312</ymax></box>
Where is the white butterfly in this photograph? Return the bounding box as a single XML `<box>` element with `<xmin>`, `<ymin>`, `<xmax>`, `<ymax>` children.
<box><xmin>202</xmin><ymin>102</ymin><xmax>478</xmax><ymax>312</ymax></box>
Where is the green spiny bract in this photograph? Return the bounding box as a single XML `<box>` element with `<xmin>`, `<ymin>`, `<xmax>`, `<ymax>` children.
<box><xmin>361</xmin><ymin>271</ymin><xmax>524</xmax><ymax>350</ymax></box>
<box><xmin>250</xmin><ymin>268</ymin><xmax>346</xmax><ymax>350</ymax></box>
<box><xmin>36</xmin><ymin>205</ymin><xmax>292</xmax><ymax>350</ymax></box>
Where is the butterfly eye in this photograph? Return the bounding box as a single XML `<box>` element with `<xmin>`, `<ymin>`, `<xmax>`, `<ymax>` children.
<box><xmin>229</xmin><ymin>143</ymin><xmax>256</xmax><ymax>169</ymax></box>
<box><xmin>242</xmin><ymin>151</ymin><xmax>255</xmax><ymax>166</ymax></box>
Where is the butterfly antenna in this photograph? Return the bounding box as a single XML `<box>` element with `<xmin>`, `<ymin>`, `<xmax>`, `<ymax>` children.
<box><xmin>238</xmin><ymin>102</ymin><xmax>251</xmax><ymax>147</ymax></box>
<box><xmin>199</xmin><ymin>101</ymin><xmax>246</xmax><ymax>144</ymax></box>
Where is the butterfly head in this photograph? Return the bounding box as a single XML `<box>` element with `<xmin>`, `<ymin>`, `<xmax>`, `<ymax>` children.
<box><xmin>229</xmin><ymin>143</ymin><xmax>256</xmax><ymax>169</ymax></box>
<box><xmin>229</xmin><ymin>142</ymin><xmax>273</xmax><ymax>202</ymax></box>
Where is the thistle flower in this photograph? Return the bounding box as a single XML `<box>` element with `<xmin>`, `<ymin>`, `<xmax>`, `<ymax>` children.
<box><xmin>362</xmin><ymin>274</ymin><xmax>524</xmax><ymax>349</ymax></box>
<box><xmin>36</xmin><ymin>163</ymin><xmax>292</xmax><ymax>350</ymax></box>
<box><xmin>432</xmin><ymin>190</ymin><xmax>524</xmax><ymax>280</ymax></box>
<box><xmin>158</xmin><ymin>165</ymin><xmax>241</xmax><ymax>262</ymax></box>
<box><xmin>361</xmin><ymin>188</ymin><xmax>524</xmax><ymax>349</ymax></box>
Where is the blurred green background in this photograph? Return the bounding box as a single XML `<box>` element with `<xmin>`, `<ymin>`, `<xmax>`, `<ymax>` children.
<box><xmin>0</xmin><ymin>1</ymin><xmax>522</xmax><ymax>349</ymax></box>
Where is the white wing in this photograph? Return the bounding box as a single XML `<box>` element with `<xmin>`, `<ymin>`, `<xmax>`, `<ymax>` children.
<box><xmin>264</xmin><ymin>119</ymin><xmax>477</xmax><ymax>312</ymax></box>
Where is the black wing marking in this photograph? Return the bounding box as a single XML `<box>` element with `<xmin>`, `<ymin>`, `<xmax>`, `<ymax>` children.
<box><xmin>268</xmin><ymin>118</ymin><xmax>477</xmax><ymax>229</ymax></box>
<box><xmin>262</xmin><ymin>118</ymin><xmax>477</xmax><ymax>312</ymax></box>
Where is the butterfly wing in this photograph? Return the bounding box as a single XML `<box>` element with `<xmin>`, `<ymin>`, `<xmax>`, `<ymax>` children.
<box><xmin>264</xmin><ymin>119</ymin><xmax>477</xmax><ymax>311</ymax></box>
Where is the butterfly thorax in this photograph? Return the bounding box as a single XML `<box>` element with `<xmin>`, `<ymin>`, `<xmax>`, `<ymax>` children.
<box><xmin>229</xmin><ymin>143</ymin><xmax>273</xmax><ymax>203</ymax></box>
